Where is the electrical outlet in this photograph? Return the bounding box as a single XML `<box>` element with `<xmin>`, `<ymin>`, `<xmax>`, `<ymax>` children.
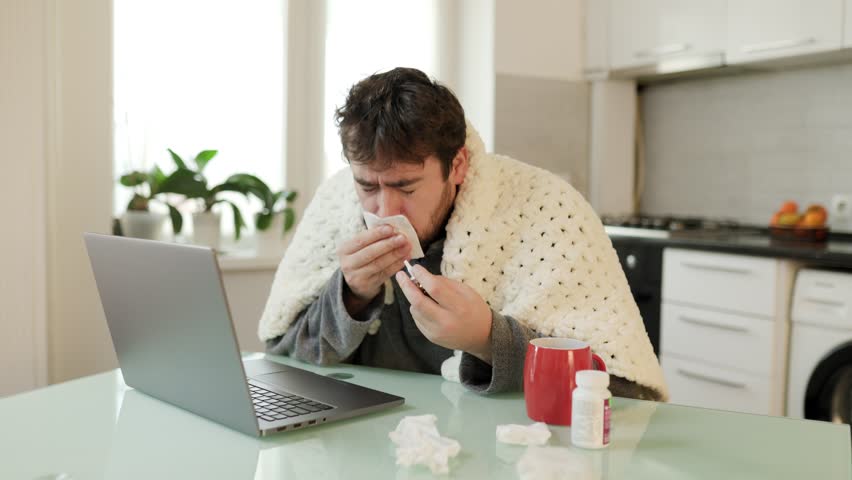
<box><xmin>831</xmin><ymin>194</ymin><xmax>852</xmax><ymax>225</ymax></box>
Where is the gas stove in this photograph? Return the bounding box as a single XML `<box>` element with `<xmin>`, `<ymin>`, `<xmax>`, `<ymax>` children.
<box><xmin>601</xmin><ymin>215</ymin><xmax>751</xmax><ymax>239</ymax></box>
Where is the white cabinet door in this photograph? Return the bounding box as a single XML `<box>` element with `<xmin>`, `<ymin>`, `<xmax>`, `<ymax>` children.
<box><xmin>662</xmin><ymin>249</ymin><xmax>779</xmax><ymax>317</ymax></box>
<box><xmin>727</xmin><ymin>0</ymin><xmax>844</xmax><ymax>64</ymax></box>
<box><xmin>654</xmin><ymin>0</ymin><xmax>726</xmax><ymax>63</ymax></box>
<box><xmin>583</xmin><ymin>0</ymin><xmax>609</xmax><ymax>78</ymax></box>
<box><xmin>662</xmin><ymin>354</ymin><xmax>772</xmax><ymax>415</ymax></box>
<box><xmin>609</xmin><ymin>0</ymin><xmax>725</xmax><ymax>70</ymax></box>
<box><xmin>846</xmin><ymin>0</ymin><xmax>852</xmax><ymax>47</ymax></box>
<box><xmin>609</xmin><ymin>0</ymin><xmax>657</xmax><ymax>69</ymax></box>
<box><xmin>661</xmin><ymin>303</ymin><xmax>776</xmax><ymax>376</ymax></box>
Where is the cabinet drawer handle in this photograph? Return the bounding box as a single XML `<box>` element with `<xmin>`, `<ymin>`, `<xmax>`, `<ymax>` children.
<box><xmin>634</xmin><ymin>43</ymin><xmax>691</xmax><ymax>58</ymax></box>
<box><xmin>741</xmin><ymin>37</ymin><xmax>816</xmax><ymax>54</ymax></box>
<box><xmin>676</xmin><ymin>369</ymin><xmax>747</xmax><ymax>389</ymax></box>
<box><xmin>681</xmin><ymin>262</ymin><xmax>752</xmax><ymax>275</ymax></box>
<box><xmin>803</xmin><ymin>297</ymin><xmax>845</xmax><ymax>307</ymax></box>
<box><xmin>680</xmin><ymin>315</ymin><xmax>749</xmax><ymax>333</ymax></box>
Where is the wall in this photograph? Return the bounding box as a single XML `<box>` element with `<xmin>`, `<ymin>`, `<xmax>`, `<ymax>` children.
<box><xmin>451</xmin><ymin>0</ymin><xmax>496</xmax><ymax>151</ymax></box>
<box><xmin>0</xmin><ymin>0</ymin><xmax>49</xmax><ymax>395</ymax></box>
<box><xmin>0</xmin><ymin>0</ymin><xmax>114</xmax><ymax>392</ymax></box>
<box><xmin>494</xmin><ymin>0</ymin><xmax>583</xmax><ymax>80</ymax></box>
<box><xmin>493</xmin><ymin>0</ymin><xmax>591</xmax><ymax>197</ymax></box>
<box><xmin>495</xmin><ymin>76</ymin><xmax>590</xmax><ymax>195</ymax></box>
<box><xmin>47</xmin><ymin>0</ymin><xmax>116</xmax><ymax>383</ymax></box>
<box><xmin>588</xmin><ymin>80</ymin><xmax>637</xmax><ymax>215</ymax></box>
<box><xmin>640</xmin><ymin>64</ymin><xmax>852</xmax><ymax>230</ymax></box>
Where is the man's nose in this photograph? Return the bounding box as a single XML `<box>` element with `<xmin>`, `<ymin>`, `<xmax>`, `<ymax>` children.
<box><xmin>377</xmin><ymin>189</ymin><xmax>403</xmax><ymax>217</ymax></box>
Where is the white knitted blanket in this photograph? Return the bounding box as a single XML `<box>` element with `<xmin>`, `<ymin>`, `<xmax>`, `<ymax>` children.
<box><xmin>258</xmin><ymin>126</ymin><xmax>668</xmax><ymax>400</ymax></box>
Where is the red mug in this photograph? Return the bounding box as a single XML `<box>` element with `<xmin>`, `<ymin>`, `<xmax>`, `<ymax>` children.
<box><xmin>524</xmin><ymin>338</ymin><xmax>607</xmax><ymax>425</ymax></box>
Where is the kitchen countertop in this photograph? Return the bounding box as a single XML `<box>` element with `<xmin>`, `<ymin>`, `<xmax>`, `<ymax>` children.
<box><xmin>607</xmin><ymin>227</ymin><xmax>852</xmax><ymax>269</ymax></box>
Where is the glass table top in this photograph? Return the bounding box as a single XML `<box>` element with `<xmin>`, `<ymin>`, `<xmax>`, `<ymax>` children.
<box><xmin>1</xmin><ymin>353</ymin><xmax>849</xmax><ymax>479</ymax></box>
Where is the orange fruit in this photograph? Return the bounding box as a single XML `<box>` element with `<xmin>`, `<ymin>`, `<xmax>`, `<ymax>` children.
<box><xmin>801</xmin><ymin>210</ymin><xmax>827</xmax><ymax>228</ymax></box>
<box><xmin>779</xmin><ymin>201</ymin><xmax>799</xmax><ymax>215</ymax></box>
<box><xmin>805</xmin><ymin>204</ymin><xmax>828</xmax><ymax>224</ymax></box>
<box><xmin>777</xmin><ymin>212</ymin><xmax>801</xmax><ymax>226</ymax></box>
<box><xmin>770</xmin><ymin>211</ymin><xmax>782</xmax><ymax>226</ymax></box>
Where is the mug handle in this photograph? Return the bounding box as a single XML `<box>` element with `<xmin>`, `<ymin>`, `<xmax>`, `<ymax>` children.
<box><xmin>592</xmin><ymin>353</ymin><xmax>607</xmax><ymax>372</ymax></box>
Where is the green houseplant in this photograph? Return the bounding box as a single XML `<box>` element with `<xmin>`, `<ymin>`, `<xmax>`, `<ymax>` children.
<box><xmin>225</xmin><ymin>174</ymin><xmax>298</xmax><ymax>233</ymax></box>
<box><xmin>157</xmin><ymin>148</ymin><xmax>257</xmax><ymax>247</ymax></box>
<box><xmin>225</xmin><ymin>174</ymin><xmax>298</xmax><ymax>254</ymax></box>
<box><xmin>118</xmin><ymin>165</ymin><xmax>181</xmax><ymax>239</ymax></box>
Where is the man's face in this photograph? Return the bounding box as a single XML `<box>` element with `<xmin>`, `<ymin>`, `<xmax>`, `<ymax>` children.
<box><xmin>351</xmin><ymin>149</ymin><xmax>468</xmax><ymax>246</ymax></box>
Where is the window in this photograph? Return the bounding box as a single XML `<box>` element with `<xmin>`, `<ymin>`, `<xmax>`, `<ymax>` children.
<box><xmin>322</xmin><ymin>0</ymin><xmax>440</xmax><ymax>179</ymax></box>
<box><xmin>113</xmin><ymin>0</ymin><xmax>285</xmax><ymax>239</ymax></box>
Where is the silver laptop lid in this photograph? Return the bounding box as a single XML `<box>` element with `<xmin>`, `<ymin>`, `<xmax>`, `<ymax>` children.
<box><xmin>83</xmin><ymin>233</ymin><xmax>259</xmax><ymax>436</ymax></box>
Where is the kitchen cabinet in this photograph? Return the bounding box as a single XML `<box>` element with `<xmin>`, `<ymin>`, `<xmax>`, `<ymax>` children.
<box><xmin>846</xmin><ymin>0</ymin><xmax>852</xmax><ymax>47</ymax></box>
<box><xmin>663</xmin><ymin>355</ymin><xmax>772</xmax><ymax>416</ymax></box>
<box><xmin>660</xmin><ymin>248</ymin><xmax>799</xmax><ymax>416</ymax></box>
<box><xmin>662</xmin><ymin>250</ymin><xmax>778</xmax><ymax>316</ymax></box>
<box><xmin>608</xmin><ymin>0</ymin><xmax>725</xmax><ymax>71</ymax></box>
<box><xmin>726</xmin><ymin>0</ymin><xmax>845</xmax><ymax>64</ymax></box>
<box><xmin>583</xmin><ymin>0</ymin><xmax>609</xmax><ymax>79</ymax></box>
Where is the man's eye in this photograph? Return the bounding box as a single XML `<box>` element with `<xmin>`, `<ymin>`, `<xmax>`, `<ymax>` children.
<box><xmin>401</xmin><ymin>190</ymin><xmax>415</xmax><ymax>195</ymax></box>
<box><xmin>361</xmin><ymin>186</ymin><xmax>377</xmax><ymax>194</ymax></box>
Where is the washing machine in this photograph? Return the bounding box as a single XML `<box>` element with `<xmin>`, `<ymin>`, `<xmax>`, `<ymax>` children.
<box><xmin>787</xmin><ymin>269</ymin><xmax>852</xmax><ymax>423</ymax></box>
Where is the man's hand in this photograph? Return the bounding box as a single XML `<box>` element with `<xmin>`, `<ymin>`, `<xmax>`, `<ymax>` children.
<box><xmin>338</xmin><ymin>225</ymin><xmax>411</xmax><ymax>316</ymax></box>
<box><xmin>395</xmin><ymin>265</ymin><xmax>493</xmax><ymax>363</ymax></box>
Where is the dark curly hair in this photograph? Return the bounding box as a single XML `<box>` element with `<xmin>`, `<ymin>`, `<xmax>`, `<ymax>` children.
<box><xmin>334</xmin><ymin>67</ymin><xmax>466</xmax><ymax>178</ymax></box>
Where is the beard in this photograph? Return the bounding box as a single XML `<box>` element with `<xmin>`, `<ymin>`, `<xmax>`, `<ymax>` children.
<box><xmin>417</xmin><ymin>179</ymin><xmax>456</xmax><ymax>247</ymax></box>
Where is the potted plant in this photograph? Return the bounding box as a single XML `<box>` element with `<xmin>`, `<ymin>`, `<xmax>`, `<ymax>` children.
<box><xmin>157</xmin><ymin>148</ymin><xmax>256</xmax><ymax>249</ymax></box>
<box><xmin>117</xmin><ymin>166</ymin><xmax>182</xmax><ymax>240</ymax></box>
<box><xmin>226</xmin><ymin>174</ymin><xmax>298</xmax><ymax>254</ymax></box>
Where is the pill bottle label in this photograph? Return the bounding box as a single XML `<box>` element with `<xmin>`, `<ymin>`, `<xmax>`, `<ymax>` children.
<box><xmin>572</xmin><ymin>397</ymin><xmax>603</xmax><ymax>446</ymax></box>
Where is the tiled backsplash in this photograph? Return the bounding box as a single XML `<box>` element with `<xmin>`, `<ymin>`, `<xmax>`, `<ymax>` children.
<box><xmin>640</xmin><ymin>64</ymin><xmax>852</xmax><ymax>230</ymax></box>
<box><xmin>494</xmin><ymin>74</ymin><xmax>590</xmax><ymax>198</ymax></box>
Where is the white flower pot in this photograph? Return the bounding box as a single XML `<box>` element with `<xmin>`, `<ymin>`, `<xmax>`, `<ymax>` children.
<box><xmin>192</xmin><ymin>211</ymin><xmax>222</xmax><ymax>250</ymax></box>
<box><xmin>255</xmin><ymin>214</ymin><xmax>293</xmax><ymax>256</ymax></box>
<box><xmin>121</xmin><ymin>211</ymin><xmax>167</xmax><ymax>240</ymax></box>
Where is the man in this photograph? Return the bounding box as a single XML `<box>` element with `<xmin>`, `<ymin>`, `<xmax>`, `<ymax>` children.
<box><xmin>259</xmin><ymin>67</ymin><xmax>667</xmax><ymax>400</ymax></box>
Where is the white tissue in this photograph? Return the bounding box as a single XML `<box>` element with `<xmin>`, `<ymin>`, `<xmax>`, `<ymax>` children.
<box><xmin>363</xmin><ymin>212</ymin><xmax>425</xmax><ymax>259</ymax></box>
<box><xmin>388</xmin><ymin>414</ymin><xmax>461</xmax><ymax>474</ymax></box>
<box><xmin>440</xmin><ymin>350</ymin><xmax>462</xmax><ymax>383</ymax></box>
<box><xmin>496</xmin><ymin>422</ymin><xmax>552</xmax><ymax>446</ymax></box>
<box><xmin>517</xmin><ymin>446</ymin><xmax>595</xmax><ymax>480</ymax></box>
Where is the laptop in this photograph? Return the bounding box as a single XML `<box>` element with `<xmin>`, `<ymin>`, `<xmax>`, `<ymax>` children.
<box><xmin>83</xmin><ymin>233</ymin><xmax>404</xmax><ymax>437</ymax></box>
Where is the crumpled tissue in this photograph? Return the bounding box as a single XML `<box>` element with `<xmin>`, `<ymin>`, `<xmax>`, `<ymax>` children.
<box><xmin>440</xmin><ymin>350</ymin><xmax>463</xmax><ymax>382</ymax></box>
<box><xmin>388</xmin><ymin>414</ymin><xmax>461</xmax><ymax>474</ymax></box>
<box><xmin>496</xmin><ymin>422</ymin><xmax>552</xmax><ymax>446</ymax></box>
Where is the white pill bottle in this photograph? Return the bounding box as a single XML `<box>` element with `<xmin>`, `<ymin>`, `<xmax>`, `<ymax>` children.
<box><xmin>571</xmin><ymin>370</ymin><xmax>612</xmax><ymax>449</ymax></box>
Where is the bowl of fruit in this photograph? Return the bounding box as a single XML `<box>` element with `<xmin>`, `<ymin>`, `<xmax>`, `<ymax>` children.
<box><xmin>769</xmin><ymin>201</ymin><xmax>829</xmax><ymax>242</ymax></box>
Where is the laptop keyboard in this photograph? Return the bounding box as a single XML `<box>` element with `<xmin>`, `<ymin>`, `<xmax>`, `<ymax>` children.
<box><xmin>249</xmin><ymin>383</ymin><xmax>333</xmax><ymax>423</ymax></box>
